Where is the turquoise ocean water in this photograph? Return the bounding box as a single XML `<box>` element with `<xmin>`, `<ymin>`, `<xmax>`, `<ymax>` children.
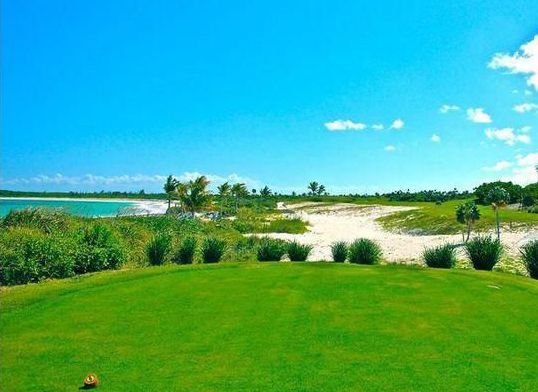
<box><xmin>0</xmin><ymin>198</ymin><xmax>136</xmax><ymax>217</ymax></box>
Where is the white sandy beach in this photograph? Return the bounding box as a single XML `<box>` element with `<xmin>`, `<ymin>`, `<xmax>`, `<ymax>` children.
<box><xmin>258</xmin><ymin>202</ymin><xmax>537</xmax><ymax>262</ymax></box>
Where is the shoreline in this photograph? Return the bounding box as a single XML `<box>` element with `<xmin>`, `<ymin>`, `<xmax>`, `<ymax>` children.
<box><xmin>0</xmin><ymin>196</ymin><xmax>168</xmax><ymax>216</ymax></box>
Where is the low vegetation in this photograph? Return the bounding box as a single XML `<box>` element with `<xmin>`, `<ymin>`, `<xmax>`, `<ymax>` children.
<box><xmin>520</xmin><ymin>240</ymin><xmax>538</xmax><ymax>279</ymax></box>
<box><xmin>331</xmin><ymin>241</ymin><xmax>348</xmax><ymax>263</ymax></box>
<box><xmin>348</xmin><ymin>238</ymin><xmax>382</xmax><ymax>265</ymax></box>
<box><xmin>422</xmin><ymin>244</ymin><xmax>456</xmax><ymax>269</ymax></box>
<box><xmin>286</xmin><ymin>241</ymin><xmax>312</xmax><ymax>261</ymax></box>
<box><xmin>256</xmin><ymin>238</ymin><xmax>287</xmax><ymax>262</ymax></box>
<box><xmin>465</xmin><ymin>236</ymin><xmax>503</xmax><ymax>271</ymax></box>
<box><xmin>201</xmin><ymin>237</ymin><xmax>226</xmax><ymax>263</ymax></box>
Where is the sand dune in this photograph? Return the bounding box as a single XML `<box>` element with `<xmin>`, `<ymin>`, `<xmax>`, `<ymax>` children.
<box><xmin>259</xmin><ymin>202</ymin><xmax>536</xmax><ymax>262</ymax></box>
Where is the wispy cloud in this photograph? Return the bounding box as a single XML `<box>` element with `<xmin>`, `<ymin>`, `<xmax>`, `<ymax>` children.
<box><xmin>439</xmin><ymin>104</ymin><xmax>460</xmax><ymax>113</ymax></box>
<box><xmin>390</xmin><ymin>119</ymin><xmax>404</xmax><ymax>130</ymax></box>
<box><xmin>324</xmin><ymin>120</ymin><xmax>367</xmax><ymax>131</ymax></box>
<box><xmin>430</xmin><ymin>134</ymin><xmax>441</xmax><ymax>143</ymax></box>
<box><xmin>1</xmin><ymin>172</ymin><xmax>261</xmax><ymax>190</ymax></box>
<box><xmin>371</xmin><ymin>123</ymin><xmax>384</xmax><ymax>130</ymax></box>
<box><xmin>484</xmin><ymin>127</ymin><xmax>531</xmax><ymax>146</ymax></box>
<box><xmin>489</xmin><ymin>35</ymin><xmax>538</xmax><ymax>90</ymax></box>
<box><xmin>384</xmin><ymin>145</ymin><xmax>396</xmax><ymax>152</ymax></box>
<box><xmin>513</xmin><ymin>102</ymin><xmax>538</xmax><ymax>113</ymax></box>
<box><xmin>482</xmin><ymin>160</ymin><xmax>512</xmax><ymax>172</ymax></box>
<box><xmin>467</xmin><ymin>108</ymin><xmax>492</xmax><ymax>123</ymax></box>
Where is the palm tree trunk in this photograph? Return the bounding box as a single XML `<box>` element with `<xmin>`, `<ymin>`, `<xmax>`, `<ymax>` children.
<box><xmin>167</xmin><ymin>195</ymin><xmax>171</xmax><ymax>210</ymax></box>
<box><xmin>495</xmin><ymin>208</ymin><xmax>500</xmax><ymax>240</ymax></box>
<box><xmin>466</xmin><ymin>223</ymin><xmax>471</xmax><ymax>242</ymax></box>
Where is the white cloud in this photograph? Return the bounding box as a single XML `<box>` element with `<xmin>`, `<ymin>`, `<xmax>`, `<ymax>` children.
<box><xmin>371</xmin><ymin>123</ymin><xmax>384</xmax><ymax>130</ymax></box>
<box><xmin>520</xmin><ymin>126</ymin><xmax>532</xmax><ymax>133</ymax></box>
<box><xmin>439</xmin><ymin>104</ymin><xmax>460</xmax><ymax>113</ymax></box>
<box><xmin>390</xmin><ymin>119</ymin><xmax>404</xmax><ymax>130</ymax></box>
<box><xmin>485</xmin><ymin>127</ymin><xmax>531</xmax><ymax>146</ymax></box>
<box><xmin>513</xmin><ymin>102</ymin><xmax>538</xmax><ymax>113</ymax></box>
<box><xmin>466</xmin><ymin>108</ymin><xmax>492</xmax><ymax>123</ymax></box>
<box><xmin>1</xmin><ymin>172</ymin><xmax>261</xmax><ymax>190</ymax></box>
<box><xmin>489</xmin><ymin>35</ymin><xmax>538</xmax><ymax>90</ymax></box>
<box><xmin>384</xmin><ymin>145</ymin><xmax>396</xmax><ymax>152</ymax></box>
<box><xmin>324</xmin><ymin>120</ymin><xmax>367</xmax><ymax>131</ymax></box>
<box><xmin>482</xmin><ymin>160</ymin><xmax>512</xmax><ymax>172</ymax></box>
<box><xmin>501</xmin><ymin>153</ymin><xmax>538</xmax><ymax>185</ymax></box>
<box><xmin>430</xmin><ymin>134</ymin><xmax>441</xmax><ymax>142</ymax></box>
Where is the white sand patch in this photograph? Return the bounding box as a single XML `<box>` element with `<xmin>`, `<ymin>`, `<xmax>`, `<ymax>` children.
<box><xmin>260</xmin><ymin>202</ymin><xmax>536</xmax><ymax>263</ymax></box>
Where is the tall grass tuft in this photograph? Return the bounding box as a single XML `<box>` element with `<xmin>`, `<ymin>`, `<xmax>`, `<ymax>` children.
<box><xmin>348</xmin><ymin>239</ymin><xmax>382</xmax><ymax>265</ymax></box>
<box><xmin>257</xmin><ymin>237</ymin><xmax>287</xmax><ymax>262</ymax></box>
<box><xmin>287</xmin><ymin>241</ymin><xmax>312</xmax><ymax>261</ymax></box>
<box><xmin>331</xmin><ymin>241</ymin><xmax>348</xmax><ymax>263</ymax></box>
<box><xmin>520</xmin><ymin>240</ymin><xmax>538</xmax><ymax>279</ymax></box>
<box><xmin>2</xmin><ymin>207</ymin><xmax>68</xmax><ymax>234</ymax></box>
<box><xmin>422</xmin><ymin>244</ymin><xmax>456</xmax><ymax>269</ymax></box>
<box><xmin>465</xmin><ymin>236</ymin><xmax>503</xmax><ymax>271</ymax></box>
<box><xmin>172</xmin><ymin>237</ymin><xmax>197</xmax><ymax>264</ymax></box>
<box><xmin>201</xmin><ymin>237</ymin><xmax>226</xmax><ymax>263</ymax></box>
<box><xmin>146</xmin><ymin>233</ymin><xmax>171</xmax><ymax>265</ymax></box>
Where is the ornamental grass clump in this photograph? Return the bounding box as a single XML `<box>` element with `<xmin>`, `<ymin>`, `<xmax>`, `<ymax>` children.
<box><xmin>422</xmin><ymin>243</ymin><xmax>456</xmax><ymax>269</ymax></box>
<box><xmin>201</xmin><ymin>237</ymin><xmax>226</xmax><ymax>263</ymax></box>
<box><xmin>287</xmin><ymin>241</ymin><xmax>312</xmax><ymax>261</ymax></box>
<box><xmin>331</xmin><ymin>241</ymin><xmax>348</xmax><ymax>263</ymax></box>
<box><xmin>465</xmin><ymin>236</ymin><xmax>503</xmax><ymax>271</ymax></box>
<box><xmin>256</xmin><ymin>237</ymin><xmax>287</xmax><ymax>262</ymax></box>
<box><xmin>172</xmin><ymin>236</ymin><xmax>197</xmax><ymax>264</ymax></box>
<box><xmin>348</xmin><ymin>238</ymin><xmax>382</xmax><ymax>265</ymax></box>
<box><xmin>520</xmin><ymin>240</ymin><xmax>538</xmax><ymax>279</ymax></box>
<box><xmin>146</xmin><ymin>233</ymin><xmax>171</xmax><ymax>265</ymax></box>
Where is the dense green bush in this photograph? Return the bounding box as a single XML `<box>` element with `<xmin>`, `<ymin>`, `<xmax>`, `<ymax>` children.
<box><xmin>465</xmin><ymin>236</ymin><xmax>503</xmax><ymax>271</ymax></box>
<box><xmin>331</xmin><ymin>241</ymin><xmax>348</xmax><ymax>263</ymax></box>
<box><xmin>422</xmin><ymin>244</ymin><xmax>456</xmax><ymax>269</ymax></box>
<box><xmin>201</xmin><ymin>237</ymin><xmax>226</xmax><ymax>263</ymax></box>
<box><xmin>348</xmin><ymin>239</ymin><xmax>382</xmax><ymax>265</ymax></box>
<box><xmin>2</xmin><ymin>207</ymin><xmax>69</xmax><ymax>233</ymax></box>
<box><xmin>172</xmin><ymin>237</ymin><xmax>197</xmax><ymax>264</ymax></box>
<box><xmin>146</xmin><ymin>233</ymin><xmax>171</xmax><ymax>265</ymax></box>
<box><xmin>257</xmin><ymin>237</ymin><xmax>287</xmax><ymax>261</ymax></box>
<box><xmin>75</xmin><ymin>224</ymin><xmax>125</xmax><ymax>273</ymax></box>
<box><xmin>520</xmin><ymin>240</ymin><xmax>538</xmax><ymax>279</ymax></box>
<box><xmin>287</xmin><ymin>241</ymin><xmax>312</xmax><ymax>261</ymax></box>
<box><xmin>0</xmin><ymin>229</ymin><xmax>75</xmax><ymax>285</ymax></box>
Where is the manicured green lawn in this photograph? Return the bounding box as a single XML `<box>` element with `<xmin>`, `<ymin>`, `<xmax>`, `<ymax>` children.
<box><xmin>1</xmin><ymin>263</ymin><xmax>537</xmax><ymax>391</ymax></box>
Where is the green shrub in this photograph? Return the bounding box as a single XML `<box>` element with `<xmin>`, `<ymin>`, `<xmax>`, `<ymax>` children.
<box><xmin>520</xmin><ymin>240</ymin><xmax>538</xmax><ymax>279</ymax></box>
<box><xmin>348</xmin><ymin>238</ymin><xmax>382</xmax><ymax>265</ymax></box>
<box><xmin>331</xmin><ymin>241</ymin><xmax>348</xmax><ymax>263</ymax></box>
<box><xmin>146</xmin><ymin>233</ymin><xmax>171</xmax><ymax>265</ymax></box>
<box><xmin>172</xmin><ymin>237</ymin><xmax>197</xmax><ymax>264</ymax></box>
<box><xmin>75</xmin><ymin>224</ymin><xmax>125</xmax><ymax>273</ymax></box>
<box><xmin>2</xmin><ymin>207</ymin><xmax>69</xmax><ymax>233</ymax></box>
<box><xmin>422</xmin><ymin>244</ymin><xmax>456</xmax><ymax>269</ymax></box>
<box><xmin>265</xmin><ymin>218</ymin><xmax>308</xmax><ymax>234</ymax></box>
<box><xmin>0</xmin><ymin>248</ymin><xmax>39</xmax><ymax>285</ymax></box>
<box><xmin>201</xmin><ymin>237</ymin><xmax>226</xmax><ymax>263</ymax></box>
<box><xmin>287</xmin><ymin>241</ymin><xmax>312</xmax><ymax>261</ymax></box>
<box><xmin>465</xmin><ymin>236</ymin><xmax>503</xmax><ymax>271</ymax></box>
<box><xmin>257</xmin><ymin>237</ymin><xmax>287</xmax><ymax>261</ymax></box>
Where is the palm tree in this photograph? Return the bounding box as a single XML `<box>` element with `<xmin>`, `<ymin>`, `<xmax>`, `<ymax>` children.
<box><xmin>176</xmin><ymin>176</ymin><xmax>211</xmax><ymax>215</ymax></box>
<box><xmin>317</xmin><ymin>185</ymin><xmax>326</xmax><ymax>196</ymax></box>
<box><xmin>217</xmin><ymin>182</ymin><xmax>231</xmax><ymax>214</ymax></box>
<box><xmin>259</xmin><ymin>186</ymin><xmax>272</xmax><ymax>197</ymax></box>
<box><xmin>163</xmin><ymin>175</ymin><xmax>177</xmax><ymax>210</ymax></box>
<box><xmin>486</xmin><ymin>186</ymin><xmax>510</xmax><ymax>240</ymax></box>
<box><xmin>231</xmin><ymin>183</ymin><xmax>249</xmax><ymax>211</ymax></box>
<box><xmin>456</xmin><ymin>201</ymin><xmax>481</xmax><ymax>242</ymax></box>
<box><xmin>308</xmin><ymin>181</ymin><xmax>319</xmax><ymax>196</ymax></box>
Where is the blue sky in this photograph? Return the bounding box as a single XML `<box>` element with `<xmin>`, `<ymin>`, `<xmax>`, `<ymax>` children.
<box><xmin>1</xmin><ymin>0</ymin><xmax>537</xmax><ymax>194</ymax></box>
